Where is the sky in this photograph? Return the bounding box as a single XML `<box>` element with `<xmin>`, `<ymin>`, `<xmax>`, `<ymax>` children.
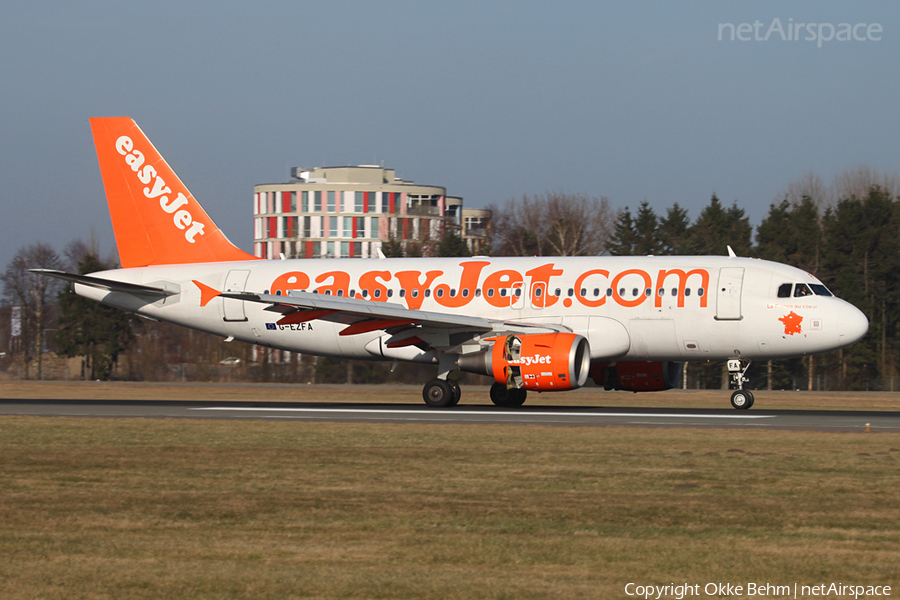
<box><xmin>1</xmin><ymin>1</ymin><xmax>898</xmax><ymax>269</ymax></box>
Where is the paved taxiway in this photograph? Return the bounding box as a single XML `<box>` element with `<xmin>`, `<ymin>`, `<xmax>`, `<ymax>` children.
<box><xmin>1</xmin><ymin>399</ymin><xmax>898</xmax><ymax>432</ymax></box>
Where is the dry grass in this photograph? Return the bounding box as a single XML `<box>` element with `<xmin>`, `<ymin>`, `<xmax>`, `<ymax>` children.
<box><xmin>0</xmin><ymin>416</ymin><xmax>898</xmax><ymax>599</ymax></box>
<box><xmin>2</xmin><ymin>380</ymin><xmax>900</xmax><ymax>411</ymax></box>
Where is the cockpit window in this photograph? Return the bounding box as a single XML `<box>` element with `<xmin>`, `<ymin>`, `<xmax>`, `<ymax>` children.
<box><xmin>794</xmin><ymin>283</ymin><xmax>813</xmax><ymax>297</ymax></box>
<box><xmin>777</xmin><ymin>283</ymin><xmax>792</xmax><ymax>298</ymax></box>
<box><xmin>810</xmin><ymin>284</ymin><xmax>833</xmax><ymax>297</ymax></box>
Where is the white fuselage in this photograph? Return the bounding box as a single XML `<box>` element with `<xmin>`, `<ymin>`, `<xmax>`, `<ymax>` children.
<box><xmin>76</xmin><ymin>255</ymin><xmax>869</xmax><ymax>365</ymax></box>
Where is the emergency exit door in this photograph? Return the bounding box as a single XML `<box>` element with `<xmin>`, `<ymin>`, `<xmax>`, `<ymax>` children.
<box><xmin>716</xmin><ymin>267</ymin><xmax>744</xmax><ymax>320</ymax></box>
<box><xmin>223</xmin><ymin>269</ymin><xmax>250</xmax><ymax>322</ymax></box>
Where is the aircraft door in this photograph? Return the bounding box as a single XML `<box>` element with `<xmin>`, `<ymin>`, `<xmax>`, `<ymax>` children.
<box><xmin>223</xmin><ymin>269</ymin><xmax>250</xmax><ymax>322</ymax></box>
<box><xmin>716</xmin><ymin>267</ymin><xmax>744</xmax><ymax>320</ymax></box>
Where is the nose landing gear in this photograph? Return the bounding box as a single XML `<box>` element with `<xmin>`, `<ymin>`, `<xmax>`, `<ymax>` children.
<box><xmin>727</xmin><ymin>358</ymin><xmax>754</xmax><ymax>409</ymax></box>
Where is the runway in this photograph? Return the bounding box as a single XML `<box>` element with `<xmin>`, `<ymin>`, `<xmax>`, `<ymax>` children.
<box><xmin>1</xmin><ymin>399</ymin><xmax>898</xmax><ymax>432</ymax></box>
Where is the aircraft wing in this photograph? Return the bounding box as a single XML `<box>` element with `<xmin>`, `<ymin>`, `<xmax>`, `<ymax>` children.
<box><xmin>219</xmin><ymin>289</ymin><xmax>563</xmax><ymax>351</ymax></box>
<box><xmin>30</xmin><ymin>269</ymin><xmax>177</xmax><ymax>298</ymax></box>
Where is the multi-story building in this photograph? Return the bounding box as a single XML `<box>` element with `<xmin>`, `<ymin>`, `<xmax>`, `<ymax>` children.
<box><xmin>253</xmin><ymin>165</ymin><xmax>490</xmax><ymax>259</ymax></box>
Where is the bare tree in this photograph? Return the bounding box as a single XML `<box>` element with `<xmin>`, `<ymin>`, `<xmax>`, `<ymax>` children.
<box><xmin>1</xmin><ymin>243</ymin><xmax>63</xmax><ymax>379</ymax></box>
<box><xmin>833</xmin><ymin>165</ymin><xmax>900</xmax><ymax>201</ymax></box>
<box><xmin>778</xmin><ymin>170</ymin><xmax>831</xmax><ymax>211</ymax></box>
<box><xmin>489</xmin><ymin>192</ymin><xmax>616</xmax><ymax>256</ymax></box>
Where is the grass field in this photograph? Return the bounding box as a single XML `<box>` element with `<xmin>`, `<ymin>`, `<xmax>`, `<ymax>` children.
<box><xmin>1</xmin><ymin>388</ymin><xmax>899</xmax><ymax>599</ymax></box>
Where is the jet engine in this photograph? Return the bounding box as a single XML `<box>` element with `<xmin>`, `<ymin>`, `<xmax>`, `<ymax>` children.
<box><xmin>591</xmin><ymin>361</ymin><xmax>683</xmax><ymax>392</ymax></box>
<box><xmin>458</xmin><ymin>333</ymin><xmax>591</xmax><ymax>391</ymax></box>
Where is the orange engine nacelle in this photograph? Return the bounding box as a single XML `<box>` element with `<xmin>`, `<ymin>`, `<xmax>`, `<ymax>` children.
<box><xmin>590</xmin><ymin>361</ymin><xmax>683</xmax><ymax>392</ymax></box>
<box><xmin>458</xmin><ymin>333</ymin><xmax>591</xmax><ymax>391</ymax></box>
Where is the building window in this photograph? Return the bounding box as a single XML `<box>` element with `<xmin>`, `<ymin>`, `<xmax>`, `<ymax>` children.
<box><xmin>326</xmin><ymin>241</ymin><xmax>334</xmax><ymax>258</ymax></box>
<box><xmin>302</xmin><ymin>191</ymin><xmax>309</xmax><ymax>213</ymax></box>
<box><xmin>355</xmin><ymin>192</ymin><xmax>363</xmax><ymax>212</ymax></box>
<box><xmin>341</xmin><ymin>242</ymin><xmax>349</xmax><ymax>257</ymax></box>
<box><xmin>353</xmin><ymin>242</ymin><xmax>362</xmax><ymax>257</ymax></box>
<box><xmin>368</xmin><ymin>192</ymin><xmax>376</xmax><ymax>213</ymax></box>
<box><xmin>356</xmin><ymin>217</ymin><xmax>365</xmax><ymax>238</ymax></box>
<box><xmin>329</xmin><ymin>216</ymin><xmax>338</xmax><ymax>237</ymax></box>
<box><xmin>290</xmin><ymin>191</ymin><xmax>297</xmax><ymax>213</ymax></box>
<box><xmin>371</xmin><ymin>217</ymin><xmax>379</xmax><ymax>238</ymax></box>
<box><xmin>314</xmin><ymin>191</ymin><xmax>322</xmax><ymax>212</ymax></box>
<box><xmin>327</xmin><ymin>191</ymin><xmax>336</xmax><ymax>212</ymax></box>
<box><xmin>303</xmin><ymin>216</ymin><xmax>311</xmax><ymax>237</ymax></box>
<box><xmin>343</xmin><ymin>217</ymin><xmax>352</xmax><ymax>238</ymax></box>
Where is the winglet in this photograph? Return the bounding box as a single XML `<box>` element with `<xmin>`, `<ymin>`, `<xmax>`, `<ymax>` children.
<box><xmin>193</xmin><ymin>280</ymin><xmax>222</xmax><ymax>307</ymax></box>
<box><xmin>90</xmin><ymin>117</ymin><xmax>260</xmax><ymax>268</ymax></box>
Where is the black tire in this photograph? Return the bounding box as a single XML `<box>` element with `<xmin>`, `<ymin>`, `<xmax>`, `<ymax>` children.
<box><xmin>508</xmin><ymin>388</ymin><xmax>527</xmax><ymax>407</ymax></box>
<box><xmin>745</xmin><ymin>390</ymin><xmax>755</xmax><ymax>408</ymax></box>
<box><xmin>447</xmin><ymin>379</ymin><xmax>461</xmax><ymax>407</ymax></box>
<box><xmin>490</xmin><ymin>382</ymin><xmax>512</xmax><ymax>406</ymax></box>
<box><xmin>423</xmin><ymin>379</ymin><xmax>454</xmax><ymax>408</ymax></box>
<box><xmin>490</xmin><ymin>383</ymin><xmax>527</xmax><ymax>407</ymax></box>
<box><xmin>730</xmin><ymin>390</ymin><xmax>752</xmax><ymax>410</ymax></box>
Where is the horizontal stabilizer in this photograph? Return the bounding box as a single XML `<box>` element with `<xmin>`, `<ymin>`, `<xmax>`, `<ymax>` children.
<box><xmin>29</xmin><ymin>269</ymin><xmax>176</xmax><ymax>298</ymax></box>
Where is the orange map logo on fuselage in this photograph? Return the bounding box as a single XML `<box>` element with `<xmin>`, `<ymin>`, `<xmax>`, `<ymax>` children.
<box><xmin>779</xmin><ymin>311</ymin><xmax>803</xmax><ymax>335</ymax></box>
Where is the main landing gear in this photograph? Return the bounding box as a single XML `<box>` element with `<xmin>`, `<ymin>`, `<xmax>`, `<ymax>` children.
<box><xmin>727</xmin><ymin>358</ymin><xmax>754</xmax><ymax>409</ymax></box>
<box><xmin>489</xmin><ymin>383</ymin><xmax>527</xmax><ymax>407</ymax></box>
<box><xmin>422</xmin><ymin>378</ymin><xmax>461</xmax><ymax>408</ymax></box>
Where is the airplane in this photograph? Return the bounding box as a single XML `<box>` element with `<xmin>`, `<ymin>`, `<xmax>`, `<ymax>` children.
<box><xmin>32</xmin><ymin>117</ymin><xmax>869</xmax><ymax>409</ymax></box>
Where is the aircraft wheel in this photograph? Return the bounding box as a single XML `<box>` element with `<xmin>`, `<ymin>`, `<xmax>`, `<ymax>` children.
<box><xmin>423</xmin><ymin>379</ymin><xmax>454</xmax><ymax>408</ymax></box>
<box><xmin>745</xmin><ymin>390</ymin><xmax>754</xmax><ymax>408</ymax></box>
<box><xmin>490</xmin><ymin>382</ymin><xmax>512</xmax><ymax>406</ymax></box>
<box><xmin>508</xmin><ymin>388</ymin><xmax>527</xmax><ymax>407</ymax></box>
<box><xmin>447</xmin><ymin>379</ymin><xmax>461</xmax><ymax>407</ymax></box>
<box><xmin>730</xmin><ymin>390</ymin><xmax>753</xmax><ymax>410</ymax></box>
<box><xmin>490</xmin><ymin>383</ymin><xmax>527</xmax><ymax>407</ymax></box>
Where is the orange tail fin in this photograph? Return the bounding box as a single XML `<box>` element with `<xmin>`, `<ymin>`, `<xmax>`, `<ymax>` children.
<box><xmin>90</xmin><ymin>117</ymin><xmax>259</xmax><ymax>268</ymax></box>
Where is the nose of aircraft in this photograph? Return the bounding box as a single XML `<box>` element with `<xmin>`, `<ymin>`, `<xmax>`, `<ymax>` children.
<box><xmin>838</xmin><ymin>303</ymin><xmax>869</xmax><ymax>346</ymax></box>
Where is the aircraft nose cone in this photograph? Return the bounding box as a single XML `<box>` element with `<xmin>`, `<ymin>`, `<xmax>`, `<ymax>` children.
<box><xmin>838</xmin><ymin>304</ymin><xmax>869</xmax><ymax>346</ymax></box>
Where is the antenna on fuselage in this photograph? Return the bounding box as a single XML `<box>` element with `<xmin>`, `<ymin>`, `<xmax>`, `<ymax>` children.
<box><xmin>727</xmin><ymin>245</ymin><xmax>737</xmax><ymax>257</ymax></box>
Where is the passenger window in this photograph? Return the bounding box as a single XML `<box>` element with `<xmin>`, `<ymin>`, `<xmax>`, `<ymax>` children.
<box><xmin>534</xmin><ymin>287</ymin><xmax>542</xmax><ymax>297</ymax></box>
<box><xmin>777</xmin><ymin>283</ymin><xmax>792</xmax><ymax>298</ymax></box>
<box><xmin>794</xmin><ymin>284</ymin><xmax>812</xmax><ymax>297</ymax></box>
